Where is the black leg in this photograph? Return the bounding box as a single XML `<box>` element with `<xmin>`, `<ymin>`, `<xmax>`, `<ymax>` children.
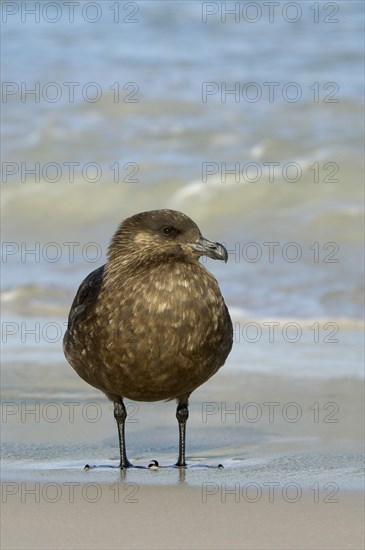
<box><xmin>114</xmin><ymin>399</ymin><xmax>132</xmax><ymax>469</ymax></box>
<box><xmin>175</xmin><ymin>401</ymin><xmax>189</xmax><ymax>467</ymax></box>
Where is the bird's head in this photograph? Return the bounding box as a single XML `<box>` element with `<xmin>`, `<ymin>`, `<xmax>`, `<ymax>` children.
<box><xmin>108</xmin><ymin>209</ymin><xmax>228</xmax><ymax>266</ymax></box>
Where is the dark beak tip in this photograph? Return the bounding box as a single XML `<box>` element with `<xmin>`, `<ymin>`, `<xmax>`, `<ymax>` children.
<box><xmin>215</xmin><ymin>242</ymin><xmax>228</xmax><ymax>263</ymax></box>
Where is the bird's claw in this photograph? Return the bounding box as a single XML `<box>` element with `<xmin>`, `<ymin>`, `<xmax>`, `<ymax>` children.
<box><xmin>84</xmin><ymin>460</ymin><xmax>224</xmax><ymax>470</ymax></box>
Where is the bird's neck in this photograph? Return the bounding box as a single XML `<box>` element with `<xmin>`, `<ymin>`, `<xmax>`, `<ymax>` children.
<box><xmin>105</xmin><ymin>253</ymin><xmax>199</xmax><ymax>284</ymax></box>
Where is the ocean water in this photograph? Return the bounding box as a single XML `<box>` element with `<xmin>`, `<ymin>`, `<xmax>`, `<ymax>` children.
<box><xmin>1</xmin><ymin>0</ymin><xmax>364</xmax><ymax>390</ymax></box>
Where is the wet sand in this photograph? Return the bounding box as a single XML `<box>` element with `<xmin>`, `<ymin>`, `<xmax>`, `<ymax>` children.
<box><xmin>1</xmin><ymin>371</ymin><xmax>364</xmax><ymax>549</ymax></box>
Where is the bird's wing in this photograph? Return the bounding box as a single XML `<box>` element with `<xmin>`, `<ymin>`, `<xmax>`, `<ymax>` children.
<box><xmin>66</xmin><ymin>264</ymin><xmax>106</xmax><ymax>329</ymax></box>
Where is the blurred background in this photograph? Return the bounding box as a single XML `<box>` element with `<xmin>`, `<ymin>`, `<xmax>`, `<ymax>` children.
<box><xmin>1</xmin><ymin>0</ymin><xmax>364</xmax><ymax>396</ymax></box>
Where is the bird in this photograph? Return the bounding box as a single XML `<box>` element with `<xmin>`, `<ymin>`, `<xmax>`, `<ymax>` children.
<box><xmin>63</xmin><ymin>209</ymin><xmax>233</xmax><ymax>468</ymax></box>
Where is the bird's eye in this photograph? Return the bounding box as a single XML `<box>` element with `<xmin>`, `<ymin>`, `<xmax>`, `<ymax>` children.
<box><xmin>163</xmin><ymin>226</ymin><xmax>173</xmax><ymax>235</ymax></box>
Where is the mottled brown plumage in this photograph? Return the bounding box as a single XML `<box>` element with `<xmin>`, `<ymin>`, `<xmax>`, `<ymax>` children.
<box><xmin>63</xmin><ymin>209</ymin><xmax>232</xmax><ymax>468</ymax></box>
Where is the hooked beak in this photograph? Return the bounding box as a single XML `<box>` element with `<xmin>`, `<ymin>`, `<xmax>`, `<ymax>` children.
<box><xmin>188</xmin><ymin>236</ymin><xmax>228</xmax><ymax>262</ymax></box>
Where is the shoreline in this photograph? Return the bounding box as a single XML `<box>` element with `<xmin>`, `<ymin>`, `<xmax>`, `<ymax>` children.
<box><xmin>2</xmin><ymin>371</ymin><xmax>364</xmax><ymax>549</ymax></box>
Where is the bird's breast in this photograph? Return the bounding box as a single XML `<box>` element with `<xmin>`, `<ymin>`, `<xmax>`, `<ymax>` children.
<box><xmin>65</xmin><ymin>261</ymin><xmax>232</xmax><ymax>402</ymax></box>
<box><xmin>100</xmin><ymin>262</ymin><xmax>226</xmax><ymax>355</ymax></box>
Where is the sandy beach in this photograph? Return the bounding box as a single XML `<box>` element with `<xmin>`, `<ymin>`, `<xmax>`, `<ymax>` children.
<box><xmin>2</xmin><ymin>370</ymin><xmax>364</xmax><ymax>549</ymax></box>
<box><xmin>2</xmin><ymin>485</ymin><xmax>364</xmax><ymax>550</ymax></box>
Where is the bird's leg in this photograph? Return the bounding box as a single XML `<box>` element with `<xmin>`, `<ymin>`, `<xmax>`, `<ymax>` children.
<box><xmin>114</xmin><ymin>399</ymin><xmax>132</xmax><ymax>469</ymax></box>
<box><xmin>175</xmin><ymin>401</ymin><xmax>189</xmax><ymax>467</ymax></box>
